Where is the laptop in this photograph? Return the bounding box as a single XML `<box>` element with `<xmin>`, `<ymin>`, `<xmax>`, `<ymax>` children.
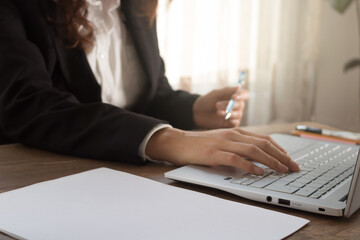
<box><xmin>165</xmin><ymin>133</ymin><xmax>360</xmax><ymax>217</ymax></box>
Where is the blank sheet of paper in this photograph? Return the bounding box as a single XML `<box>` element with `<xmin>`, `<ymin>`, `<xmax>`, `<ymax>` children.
<box><xmin>0</xmin><ymin>168</ymin><xmax>308</xmax><ymax>240</ymax></box>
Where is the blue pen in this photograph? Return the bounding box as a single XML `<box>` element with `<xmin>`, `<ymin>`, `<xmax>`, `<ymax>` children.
<box><xmin>224</xmin><ymin>72</ymin><xmax>246</xmax><ymax>120</ymax></box>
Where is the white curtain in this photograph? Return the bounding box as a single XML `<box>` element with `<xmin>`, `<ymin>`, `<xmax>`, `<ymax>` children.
<box><xmin>157</xmin><ymin>0</ymin><xmax>322</xmax><ymax>126</ymax></box>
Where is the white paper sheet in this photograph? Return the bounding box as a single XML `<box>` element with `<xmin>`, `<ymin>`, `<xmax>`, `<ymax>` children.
<box><xmin>0</xmin><ymin>168</ymin><xmax>309</xmax><ymax>240</ymax></box>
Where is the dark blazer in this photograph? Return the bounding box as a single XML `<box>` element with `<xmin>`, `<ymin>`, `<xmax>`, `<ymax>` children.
<box><xmin>0</xmin><ymin>0</ymin><xmax>199</xmax><ymax>163</ymax></box>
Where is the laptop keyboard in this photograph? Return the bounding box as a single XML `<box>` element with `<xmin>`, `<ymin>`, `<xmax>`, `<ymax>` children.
<box><xmin>230</xmin><ymin>143</ymin><xmax>359</xmax><ymax>199</ymax></box>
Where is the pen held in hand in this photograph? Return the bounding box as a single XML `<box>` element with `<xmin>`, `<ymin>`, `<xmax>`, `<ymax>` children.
<box><xmin>224</xmin><ymin>72</ymin><xmax>246</xmax><ymax>120</ymax></box>
<box><xmin>224</xmin><ymin>99</ymin><xmax>235</xmax><ymax>120</ymax></box>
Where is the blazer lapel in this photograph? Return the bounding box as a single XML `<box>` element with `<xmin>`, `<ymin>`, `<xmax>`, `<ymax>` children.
<box><xmin>120</xmin><ymin>0</ymin><xmax>161</xmax><ymax>104</ymax></box>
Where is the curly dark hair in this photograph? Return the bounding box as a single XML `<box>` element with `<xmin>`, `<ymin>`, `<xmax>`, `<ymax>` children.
<box><xmin>49</xmin><ymin>0</ymin><xmax>158</xmax><ymax>52</ymax></box>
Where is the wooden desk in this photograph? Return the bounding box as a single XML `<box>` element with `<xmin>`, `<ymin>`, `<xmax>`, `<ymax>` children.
<box><xmin>0</xmin><ymin>122</ymin><xmax>359</xmax><ymax>240</ymax></box>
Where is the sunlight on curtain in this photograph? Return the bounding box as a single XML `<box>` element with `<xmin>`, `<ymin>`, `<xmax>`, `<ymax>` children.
<box><xmin>157</xmin><ymin>0</ymin><xmax>322</xmax><ymax>126</ymax></box>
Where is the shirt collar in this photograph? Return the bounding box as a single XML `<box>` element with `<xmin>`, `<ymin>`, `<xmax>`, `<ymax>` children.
<box><xmin>87</xmin><ymin>0</ymin><xmax>120</xmax><ymax>10</ymax></box>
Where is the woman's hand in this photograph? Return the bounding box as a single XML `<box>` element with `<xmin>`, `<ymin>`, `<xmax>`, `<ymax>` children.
<box><xmin>146</xmin><ymin>127</ymin><xmax>300</xmax><ymax>175</ymax></box>
<box><xmin>193</xmin><ymin>86</ymin><xmax>250</xmax><ymax>129</ymax></box>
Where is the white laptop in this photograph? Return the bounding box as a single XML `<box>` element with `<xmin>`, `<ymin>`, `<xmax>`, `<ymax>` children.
<box><xmin>165</xmin><ymin>134</ymin><xmax>360</xmax><ymax>217</ymax></box>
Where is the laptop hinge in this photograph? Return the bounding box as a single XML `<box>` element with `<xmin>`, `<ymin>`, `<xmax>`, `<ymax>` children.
<box><xmin>339</xmin><ymin>194</ymin><xmax>348</xmax><ymax>202</ymax></box>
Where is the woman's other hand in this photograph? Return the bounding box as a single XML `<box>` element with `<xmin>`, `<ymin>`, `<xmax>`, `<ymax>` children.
<box><xmin>193</xmin><ymin>86</ymin><xmax>250</xmax><ymax>129</ymax></box>
<box><xmin>146</xmin><ymin>127</ymin><xmax>300</xmax><ymax>175</ymax></box>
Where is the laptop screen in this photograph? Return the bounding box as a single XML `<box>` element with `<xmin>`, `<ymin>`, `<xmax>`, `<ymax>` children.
<box><xmin>344</xmin><ymin>148</ymin><xmax>360</xmax><ymax>217</ymax></box>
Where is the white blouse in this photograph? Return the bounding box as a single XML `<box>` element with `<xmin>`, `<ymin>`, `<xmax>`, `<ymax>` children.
<box><xmin>84</xmin><ymin>0</ymin><xmax>171</xmax><ymax>161</ymax></box>
<box><xmin>85</xmin><ymin>0</ymin><xmax>145</xmax><ymax>109</ymax></box>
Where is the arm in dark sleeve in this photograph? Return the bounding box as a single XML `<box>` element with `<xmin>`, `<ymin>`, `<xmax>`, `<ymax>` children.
<box><xmin>0</xmin><ymin>1</ymin><xmax>164</xmax><ymax>163</ymax></box>
<box><xmin>145</xmin><ymin>59</ymin><xmax>200</xmax><ymax>130</ymax></box>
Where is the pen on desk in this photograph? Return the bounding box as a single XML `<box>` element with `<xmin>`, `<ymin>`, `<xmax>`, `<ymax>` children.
<box><xmin>224</xmin><ymin>72</ymin><xmax>246</xmax><ymax>120</ymax></box>
<box><xmin>295</xmin><ymin>125</ymin><xmax>360</xmax><ymax>141</ymax></box>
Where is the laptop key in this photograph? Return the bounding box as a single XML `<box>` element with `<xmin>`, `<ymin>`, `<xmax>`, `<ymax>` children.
<box><xmin>317</xmin><ymin>175</ymin><xmax>333</xmax><ymax>182</ymax></box>
<box><xmin>300</xmin><ymin>166</ymin><xmax>314</xmax><ymax>171</ymax></box>
<box><xmin>268</xmin><ymin>172</ymin><xmax>286</xmax><ymax>178</ymax></box>
<box><xmin>306</xmin><ymin>182</ymin><xmax>323</xmax><ymax>189</ymax></box>
<box><xmin>241</xmin><ymin>177</ymin><xmax>263</xmax><ymax>185</ymax></box>
<box><xmin>301</xmin><ymin>173</ymin><xmax>317</xmax><ymax>181</ymax></box>
<box><xmin>289</xmin><ymin>181</ymin><xmax>306</xmax><ymax>188</ymax></box>
<box><xmin>305</xmin><ymin>163</ymin><xmax>319</xmax><ymax>168</ymax></box>
<box><xmin>280</xmin><ymin>171</ymin><xmax>307</xmax><ymax>182</ymax></box>
<box><xmin>310</xmin><ymin>191</ymin><xmax>323</xmax><ymax>199</ymax></box>
<box><xmin>295</xmin><ymin>186</ymin><xmax>317</xmax><ymax>197</ymax></box>
<box><xmin>230</xmin><ymin>177</ymin><xmax>250</xmax><ymax>184</ymax></box>
<box><xmin>250</xmin><ymin>177</ymin><xmax>279</xmax><ymax>188</ymax></box>
<box><xmin>312</xmin><ymin>178</ymin><xmax>327</xmax><ymax>185</ymax></box>
<box><xmin>265</xmin><ymin>184</ymin><xmax>299</xmax><ymax>194</ymax></box>
<box><xmin>296</xmin><ymin>177</ymin><xmax>312</xmax><ymax>184</ymax></box>
<box><xmin>281</xmin><ymin>174</ymin><xmax>300</xmax><ymax>182</ymax></box>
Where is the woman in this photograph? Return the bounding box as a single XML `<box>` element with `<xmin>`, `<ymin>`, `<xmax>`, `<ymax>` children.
<box><xmin>0</xmin><ymin>0</ymin><xmax>299</xmax><ymax>174</ymax></box>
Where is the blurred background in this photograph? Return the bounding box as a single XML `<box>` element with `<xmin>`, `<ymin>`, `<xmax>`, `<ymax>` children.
<box><xmin>156</xmin><ymin>0</ymin><xmax>360</xmax><ymax>131</ymax></box>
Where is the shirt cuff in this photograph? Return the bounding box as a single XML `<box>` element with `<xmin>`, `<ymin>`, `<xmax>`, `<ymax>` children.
<box><xmin>138</xmin><ymin>124</ymin><xmax>173</xmax><ymax>163</ymax></box>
